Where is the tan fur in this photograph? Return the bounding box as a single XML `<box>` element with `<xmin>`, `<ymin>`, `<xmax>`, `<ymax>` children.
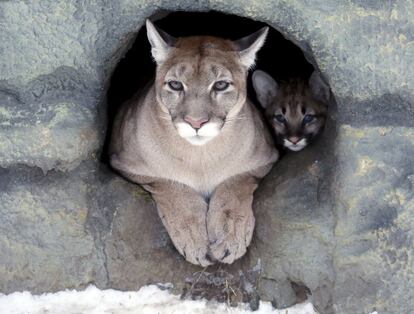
<box><xmin>110</xmin><ymin>21</ymin><xmax>278</xmax><ymax>266</ymax></box>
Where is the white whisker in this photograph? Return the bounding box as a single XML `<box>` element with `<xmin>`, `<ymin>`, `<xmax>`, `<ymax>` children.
<box><xmin>225</xmin><ymin>116</ymin><xmax>248</xmax><ymax>123</ymax></box>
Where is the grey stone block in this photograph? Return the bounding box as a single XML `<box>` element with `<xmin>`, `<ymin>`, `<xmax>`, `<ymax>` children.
<box><xmin>0</xmin><ymin>164</ymin><xmax>104</xmax><ymax>293</ymax></box>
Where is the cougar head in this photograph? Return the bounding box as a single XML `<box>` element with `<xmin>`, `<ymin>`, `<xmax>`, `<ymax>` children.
<box><xmin>146</xmin><ymin>19</ymin><xmax>268</xmax><ymax>146</ymax></box>
<box><xmin>253</xmin><ymin>70</ymin><xmax>330</xmax><ymax>151</ymax></box>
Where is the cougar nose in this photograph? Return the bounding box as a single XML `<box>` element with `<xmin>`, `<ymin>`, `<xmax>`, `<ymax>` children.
<box><xmin>288</xmin><ymin>136</ymin><xmax>300</xmax><ymax>144</ymax></box>
<box><xmin>184</xmin><ymin>116</ymin><xmax>209</xmax><ymax>130</ymax></box>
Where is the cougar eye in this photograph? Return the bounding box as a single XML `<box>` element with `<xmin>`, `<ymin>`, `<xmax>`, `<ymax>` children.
<box><xmin>303</xmin><ymin>114</ymin><xmax>315</xmax><ymax>124</ymax></box>
<box><xmin>213</xmin><ymin>80</ymin><xmax>230</xmax><ymax>91</ymax></box>
<box><xmin>168</xmin><ymin>80</ymin><xmax>184</xmax><ymax>91</ymax></box>
<box><xmin>274</xmin><ymin>114</ymin><xmax>285</xmax><ymax>123</ymax></box>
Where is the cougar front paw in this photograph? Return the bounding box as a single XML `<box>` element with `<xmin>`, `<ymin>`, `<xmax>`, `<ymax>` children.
<box><xmin>162</xmin><ymin>214</ymin><xmax>214</xmax><ymax>267</ymax></box>
<box><xmin>174</xmin><ymin>235</ymin><xmax>213</xmax><ymax>267</ymax></box>
<box><xmin>207</xmin><ymin>206</ymin><xmax>255</xmax><ymax>264</ymax></box>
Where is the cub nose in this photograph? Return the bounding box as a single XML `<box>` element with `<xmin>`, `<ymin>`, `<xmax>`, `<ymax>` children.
<box><xmin>288</xmin><ymin>136</ymin><xmax>300</xmax><ymax>144</ymax></box>
<box><xmin>184</xmin><ymin>116</ymin><xmax>209</xmax><ymax>130</ymax></box>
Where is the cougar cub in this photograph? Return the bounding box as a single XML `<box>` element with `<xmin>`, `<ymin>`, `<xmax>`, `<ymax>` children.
<box><xmin>253</xmin><ymin>70</ymin><xmax>330</xmax><ymax>151</ymax></box>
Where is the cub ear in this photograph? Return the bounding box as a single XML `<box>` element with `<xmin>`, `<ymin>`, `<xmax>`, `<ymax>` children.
<box><xmin>309</xmin><ymin>71</ymin><xmax>331</xmax><ymax>103</ymax></box>
<box><xmin>252</xmin><ymin>70</ymin><xmax>278</xmax><ymax>109</ymax></box>
<box><xmin>233</xmin><ymin>27</ymin><xmax>269</xmax><ymax>69</ymax></box>
<box><xmin>146</xmin><ymin>19</ymin><xmax>176</xmax><ymax>64</ymax></box>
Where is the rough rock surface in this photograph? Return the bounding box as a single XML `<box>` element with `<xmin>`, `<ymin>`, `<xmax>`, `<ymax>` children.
<box><xmin>0</xmin><ymin>1</ymin><xmax>413</xmax><ymax>314</ymax></box>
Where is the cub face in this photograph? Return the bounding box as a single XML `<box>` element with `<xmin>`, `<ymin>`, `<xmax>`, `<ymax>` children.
<box><xmin>253</xmin><ymin>70</ymin><xmax>330</xmax><ymax>151</ymax></box>
<box><xmin>146</xmin><ymin>20</ymin><xmax>268</xmax><ymax>146</ymax></box>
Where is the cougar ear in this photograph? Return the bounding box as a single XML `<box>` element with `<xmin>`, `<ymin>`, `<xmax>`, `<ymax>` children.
<box><xmin>233</xmin><ymin>27</ymin><xmax>268</xmax><ymax>69</ymax></box>
<box><xmin>309</xmin><ymin>71</ymin><xmax>331</xmax><ymax>103</ymax></box>
<box><xmin>252</xmin><ymin>70</ymin><xmax>278</xmax><ymax>108</ymax></box>
<box><xmin>146</xmin><ymin>19</ymin><xmax>176</xmax><ymax>64</ymax></box>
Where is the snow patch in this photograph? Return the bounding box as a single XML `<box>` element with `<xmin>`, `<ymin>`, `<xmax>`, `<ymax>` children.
<box><xmin>0</xmin><ymin>284</ymin><xmax>317</xmax><ymax>314</ymax></box>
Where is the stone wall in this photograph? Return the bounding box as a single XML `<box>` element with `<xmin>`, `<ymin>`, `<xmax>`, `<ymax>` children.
<box><xmin>0</xmin><ymin>1</ymin><xmax>413</xmax><ymax>313</ymax></box>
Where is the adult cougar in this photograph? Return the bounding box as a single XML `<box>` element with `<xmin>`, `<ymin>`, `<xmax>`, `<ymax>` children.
<box><xmin>110</xmin><ymin>20</ymin><xmax>278</xmax><ymax>266</ymax></box>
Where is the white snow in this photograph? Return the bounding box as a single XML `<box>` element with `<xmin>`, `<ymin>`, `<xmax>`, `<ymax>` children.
<box><xmin>0</xmin><ymin>284</ymin><xmax>318</xmax><ymax>314</ymax></box>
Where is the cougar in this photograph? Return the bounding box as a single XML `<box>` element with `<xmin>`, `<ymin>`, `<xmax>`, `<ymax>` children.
<box><xmin>253</xmin><ymin>70</ymin><xmax>330</xmax><ymax>151</ymax></box>
<box><xmin>109</xmin><ymin>20</ymin><xmax>278</xmax><ymax>266</ymax></box>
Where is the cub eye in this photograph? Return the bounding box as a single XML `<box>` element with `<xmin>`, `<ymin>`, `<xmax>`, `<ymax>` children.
<box><xmin>168</xmin><ymin>80</ymin><xmax>184</xmax><ymax>91</ymax></box>
<box><xmin>303</xmin><ymin>114</ymin><xmax>315</xmax><ymax>124</ymax></box>
<box><xmin>274</xmin><ymin>114</ymin><xmax>286</xmax><ymax>123</ymax></box>
<box><xmin>213</xmin><ymin>81</ymin><xmax>230</xmax><ymax>91</ymax></box>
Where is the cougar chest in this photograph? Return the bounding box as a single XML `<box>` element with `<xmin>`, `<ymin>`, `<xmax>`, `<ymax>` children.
<box><xmin>163</xmin><ymin>146</ymin><xmax>233</xmax><ymax>196</ymax></box>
